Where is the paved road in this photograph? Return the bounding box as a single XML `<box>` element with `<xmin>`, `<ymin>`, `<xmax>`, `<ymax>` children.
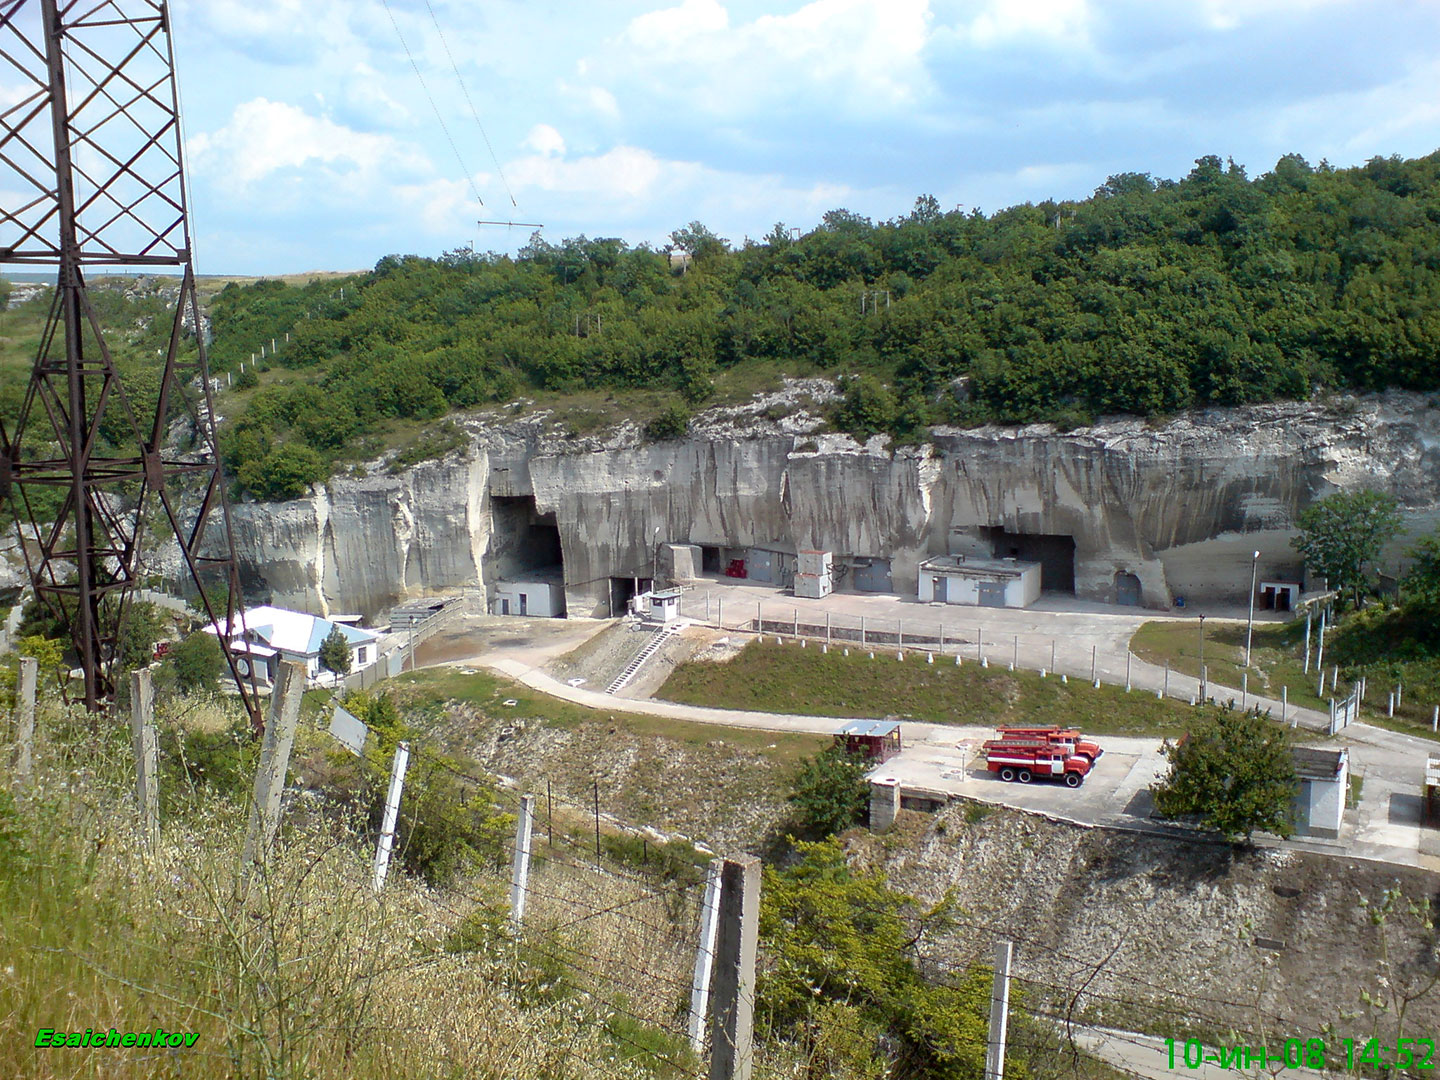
<box><xmin>453</xmin><ymin>618</ymin><xmax>1433</xmax><ymax>869</ymax></box>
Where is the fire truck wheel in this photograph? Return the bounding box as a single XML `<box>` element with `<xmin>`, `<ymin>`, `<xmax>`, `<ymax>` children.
<box><xmin>1016</xmin><ymin>769</ymin><xmax>1032</xmax><ymax>784</ymax></box>
<box><xmin>1064</xmin><ymin>772</ymin><xmax>1082</xmax><ymax>788</ymax></box>
<box><xmin>999</xmin><ymin>767</ymin><xmax>1016</xmax><ymax>783</ymax></box>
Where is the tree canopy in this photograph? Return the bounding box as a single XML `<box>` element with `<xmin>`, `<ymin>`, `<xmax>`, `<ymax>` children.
<box><xmin>1291</xmin><ymin>490</ymin><xmax>1403</xmax><ymax>607</ymax></box>
<box><xmin>198</xmin><ymin>150</ymin><xmax>1440</xmax><ymax>498</ymax></box>
<box><xmin>1151</xmin><ymin>709</ymin><xmax>1298</xmax><ymax>841</ymax></box>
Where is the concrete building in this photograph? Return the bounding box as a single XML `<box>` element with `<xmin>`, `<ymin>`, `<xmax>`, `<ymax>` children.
<box><xmin>202</xmin><ymin>604</ymin><xmax>380</xmax><ymax>685</ymax></box>
<box><xmin>492</xmin><ymin>567</ymin><xmax>566</xmax><ymax>617</ymax></box>
<box><xmin>917</xmin><ymin>555</ymin><xmax>1042</xmax><ymax>609</ymax></box>
<box><xmin>1290</xmin><ymin>746</ymin><xmax>1348</xmax><ymax>839</ymax></box>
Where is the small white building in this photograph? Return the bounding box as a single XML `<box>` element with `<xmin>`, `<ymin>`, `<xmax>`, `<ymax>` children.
<box><xmin>918</xmin><ymin>555</ymin><xmax>1042</xmax><ymax>609</ymax></box>
<box><xmin>1290</xmin><ymin>746</ymin><xmax>1348</xmax><ymax>839</ymax></box>
<box><xmin>202</xmin><ymin>605</ymin><xmax>381</xmax><ymax>685</ymax></box>
<box><xmin>648</xmin><ymin>588</ymin><xmax>682</xmax><ymax>623</ymax></box>
<box><xmin>492</xmin><ymin>572</ymin><xmax>566</xmax><ymax>618</ymax></box>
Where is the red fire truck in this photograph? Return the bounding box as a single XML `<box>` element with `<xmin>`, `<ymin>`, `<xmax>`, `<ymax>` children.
<box><xmin>983</xmin><ymin>737</ymin><xmax>1094</xmax><ymax>787</ymax></box>
<box><xmin>995</xmin><ymin>726</ymin><xmax>1104</xmax><ymax>763</ymax></box>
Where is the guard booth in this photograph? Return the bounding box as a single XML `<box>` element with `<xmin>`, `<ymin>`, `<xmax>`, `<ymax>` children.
<box><xmin>834</xmin><ymin>719</ymin><xmax>903</xmax><ymax>763</ymax></box>
<box><xmin>648</xmin><ymin>588</ymin><xmax>682</xmax><ymax>623</ymax></box>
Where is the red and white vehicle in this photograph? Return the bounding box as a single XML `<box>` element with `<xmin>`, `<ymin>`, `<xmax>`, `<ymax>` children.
<box><xmin>983</xmin><ymin>738</ymin><xmax>1093</xmax><ymax>787</ymax></box>
<box><xmin>994</xmin><ymin>726</ymin><xmax>1104</xmax><ymax>763</ymax></box>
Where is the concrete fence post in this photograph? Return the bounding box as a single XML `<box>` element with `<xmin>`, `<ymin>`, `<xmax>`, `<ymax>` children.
<box><xmin>1303</xmin><ymin>610</ymin><xmax>1312</xmax><ymax>674</ymax></box>
<box><xmin>860</xmin><ymin>616</ymin><xmax>866</xmax><ymax>646</ymax></box>
<box><xmin>509</xmin><ymin>794</ymin><xmax>535</xmax><ymax>925</ymax></box>
<box><xmin>708</xmin><ymin>856</ymin><xmax>760</xmax><ymax>1080</ymax></box>
<box><xmin>1432</xmin><ymin>705</ymin><xmax>1438</xmax><ymax>733</ymax></box>
<box><xmin>825</xmin><ymin>613</ymin><xmax>831</xmax><ymax>645</ymax></box>
<box><xmin>373</xmin><ymin>740</ymin><xmax>411</xmax><ymax>893</ymax></box>
<box><xmin>985</xmin><ymin>940</ymin><xmax>1014</xmax><ymax>1080</ymax></box>
<box><xmin>130</xmin><ymin>668</ymin><xmax>159</xmax><ymax>847</ymax></box>
<box><xmin>11</xmin><ymin>656</ymin><xmax>36</xmax><ymax>789</ymax></box>
<box><xmin>1163</xmin><ymin>661</ymin><xmax>1169</xmax><ymax>699</ymax></box>
<box><xmin>1011</xmin><ymin>635</ymin><xmax>1017</xmax><ymax>671</ymax></box>
<box><xmin>1090</xmin><ymin>645</ymin><xmax>1096</xmax><ymax>682</ymax></box>
<box><xmin>1241</xmin><ymin>672</ymin><xmax>1248</xmax><ymax>711</ymax></box>
<box><xmin>1125</xmin><ymin>651</ymin><xmax>1132</xmax><ymax>692</ymax></box>
<box><xmin>688</xmin><ymin>860</ymin><xmax>724</xmax><ymax>1053</ymax></box>
<box><xmin>240</xmin><ymin>660</ymin><xmax>305</xmax><ymax>869</ymax></box>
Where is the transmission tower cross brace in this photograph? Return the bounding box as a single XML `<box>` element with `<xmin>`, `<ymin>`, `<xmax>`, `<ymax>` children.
<box><xmin>0</xmin><ymin>0</ymin><xmax>259</xmax><ymax>724</ymax></box>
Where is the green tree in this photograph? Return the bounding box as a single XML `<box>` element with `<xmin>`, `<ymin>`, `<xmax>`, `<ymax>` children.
<box><xmin>760</xmin><ymin>839</ymin><xmax>998</xmax><ymax>1080</ymax></box>
<box><xmin>319</xmin><ymin>625</ymin><xmax>352</xmax><ymax>675</ymax></box>
<box><xmin>237</xmin><ymin>442</ymin><xmax>327</xmax><ymax>500</ymax></box>
<box><xmin>1291</xmin><ymin>490</ymin><xmax>1403</xmax><ymax>607</ymax></box>
<box><xmin>1151</xmin><ymin>709</ymin><xmax>1298</xmax><ymax>841</ymax></box>
<box><xmin>1404</xmin><ymin>527</ymin><xmax>1440</xmax><ymax>600</ymax></box>
<box><xmin>168</xmin><ymin>632</ymin><xmax>223</xmax><ymax>693</ymax></box>
<box><xmin>787</xmin><ymin>744</ymin><xmax>870</xmax><ymax>838</ymax></box>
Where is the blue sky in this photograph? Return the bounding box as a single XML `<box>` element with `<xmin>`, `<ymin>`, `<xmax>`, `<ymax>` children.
<box><xmin>146</xmin><ymin>1</ymin><xmax>1440</xmax><ymax>272</ymax></box>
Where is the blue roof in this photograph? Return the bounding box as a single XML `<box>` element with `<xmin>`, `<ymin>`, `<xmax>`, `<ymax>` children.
<box><xmin>835</xmin><ymin>720</ymin><xmax>901</xmax><ymax>737</ymax></box>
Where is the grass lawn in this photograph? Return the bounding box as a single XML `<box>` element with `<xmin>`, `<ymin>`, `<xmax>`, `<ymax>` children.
<box><xmin>657</xmin><ymin>640</ymin><xmax>1202</xmax><ymax>736</ymax></box>
<box><xmin>1128</xmin><ymin>617</ymin><xmax>1330</xmax><ymax>705</ymax></box>
<box><xmin>1131</xmin><ymin>616</ymin><xmax>1440</xmax><ymax>740</ymax></box>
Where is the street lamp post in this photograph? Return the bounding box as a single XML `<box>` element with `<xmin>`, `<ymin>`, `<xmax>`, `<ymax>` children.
<box><xmin>1198</xmin><ymin>614</ymin><xmax>1207</xmax><ymax>702</ymax></box>
<box><xmin>1244</xmin><ymin>549</ymin><xmax>1260</xmax><ymax>667</ymax></box>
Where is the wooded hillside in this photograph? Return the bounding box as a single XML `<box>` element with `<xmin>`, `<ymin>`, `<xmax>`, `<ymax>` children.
<box><xmin>198</xmin><ymin>150</ymin><xmax>1440</xmax><ymax>496</ymax></box>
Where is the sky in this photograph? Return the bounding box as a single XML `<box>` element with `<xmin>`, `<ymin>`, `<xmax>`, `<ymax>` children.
<box><xmin>24</xmin><ymin>1</ymin><xmax>1440</xmax><ymax>274</ymax></box>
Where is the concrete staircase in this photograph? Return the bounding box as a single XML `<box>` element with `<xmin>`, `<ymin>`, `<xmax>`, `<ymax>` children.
<box><xmin>606</xmin><ymin>621</ymin><xmax>684</xmax><ymax>695</ymax></box>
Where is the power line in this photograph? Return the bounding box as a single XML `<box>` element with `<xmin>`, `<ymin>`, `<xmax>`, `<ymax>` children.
<box><xmin>378</xmin><ymin>0</ymin><xmax>486</xmax><ymax>209</ymax></box>
<box><xmin>422</xmin><ymin>0</ymin><xmax>518</xmax><ymax>209</ymax></box>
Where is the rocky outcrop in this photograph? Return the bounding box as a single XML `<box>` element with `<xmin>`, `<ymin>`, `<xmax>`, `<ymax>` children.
<box><xmin>221</xmin><ymin>388</ymin><xmax>1440</xmax><ymax>620</ymax></box>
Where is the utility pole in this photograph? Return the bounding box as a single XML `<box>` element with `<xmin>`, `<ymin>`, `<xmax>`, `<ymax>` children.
<box><xmin>1244</xmin><ymin>550</ymin><xmax>1260</xmax><ymax>667</ymax></box>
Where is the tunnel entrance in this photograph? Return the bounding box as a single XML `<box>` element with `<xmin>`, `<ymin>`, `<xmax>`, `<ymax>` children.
<box><xmin>981</xmin><ymin>528</ymin><xmax>1076</xmax><ymax>594</ymax></box>
<box><xmin>486</xmin><ymin>495</ymin><xmax>564</xmax><ymax>597</ymax></box>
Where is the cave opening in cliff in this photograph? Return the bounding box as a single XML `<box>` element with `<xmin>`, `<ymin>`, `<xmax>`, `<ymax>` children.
<box><xmin>488</xmin><ymin>495</ymin><xmax>564</xmax><ymax>579</ymax></box>
<box><xmin>980</xmin><ymin>528</ymin><xmax>1076</xmax><ymax>594</ymax></box>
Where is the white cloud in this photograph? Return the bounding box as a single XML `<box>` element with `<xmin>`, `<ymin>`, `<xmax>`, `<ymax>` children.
<box><xmin>590</xmin><ymin>0</ymin><xmax>934</xmax><ymax>117</ymax></box>
<box><xmin>624</xmin><ymin>0</ymin><xmax>729</xmax><ymax>50</ymax></box>
<box><xmin>955</xmin><ymin>0</ymin><xmax>1091</xmax><ymax>47</ymax></box>
<box><xmin>1194</xmin><ymin>0</ymin><xmax>1349</xmax><ymax>32</ymax></box>
<box><xmin>189</xmin><ymin>98</ymin><xmax>427</xmax><ymax>196</ymax></box>
<box><xmin>523</xmin><ymin>124</ymin><xmax>568</xmax><ymax>156</ymax></box>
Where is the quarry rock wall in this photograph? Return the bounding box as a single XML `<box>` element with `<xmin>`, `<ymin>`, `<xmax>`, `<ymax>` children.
<box><xmin>222</xmin><ymin>391</ymin><xmax>1440</xmax><ymax>620</ymax></box>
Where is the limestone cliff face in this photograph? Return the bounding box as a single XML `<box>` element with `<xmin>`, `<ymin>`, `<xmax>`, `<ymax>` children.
<box><xmin>222</xmin><ymin>390</ymin><xmax>1440</xmax><ymax>619</ymax></box>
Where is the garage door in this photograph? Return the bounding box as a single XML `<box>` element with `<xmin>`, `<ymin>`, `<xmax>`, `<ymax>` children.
<box><xmin>748</xmin><ymin>548</ymin><xmax>774</xmax><ymax>583</ymax></box>
<box><xmin>852</xmin><ymin>559</ymin><xmax>892</xmax><ymax>593</ymax></box>
<box><xmin>978</xmin><ymin>581</ymin><xmax>1005</xmax><ymax>607</ymax></box>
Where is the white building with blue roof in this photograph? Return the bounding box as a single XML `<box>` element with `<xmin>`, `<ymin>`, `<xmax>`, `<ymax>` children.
<box><xmin>202</xmin><ymin>605</ymin><xmax>381</xmax><ymax>686</ymax></box>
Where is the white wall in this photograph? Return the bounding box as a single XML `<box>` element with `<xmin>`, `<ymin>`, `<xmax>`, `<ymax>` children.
<box><xmin>493</xmin><ymin>581</ymin><xmax>564</xmax><ymax>617</ymax></box>
<box><xmin>918</xmin><ymin>566</ymin><xmax>1038</xmax><ymax>609</ymax></box>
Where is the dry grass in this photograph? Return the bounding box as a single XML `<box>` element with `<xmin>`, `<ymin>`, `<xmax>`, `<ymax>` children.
<box><xmin>0</xmin><ymin>695</ymin><xmax>716</xmax><ymax>1080</ymax></box>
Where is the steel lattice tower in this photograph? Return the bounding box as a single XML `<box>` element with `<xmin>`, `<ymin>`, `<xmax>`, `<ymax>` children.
<box><xmin>0</xmin><ymin>0</ymin><xmax>257</xmax><ymax>723</ymax></box>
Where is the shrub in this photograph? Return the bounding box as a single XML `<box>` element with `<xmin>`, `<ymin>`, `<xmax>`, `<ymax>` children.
<box><xmin>787</xmin><ymin>744</ymin><xmax>870</xmax><ymax>838</ymax></box>
<box><xmin>643</xmin><ymin>403</ymin><xmax>690</xmax><ymax>441</ymax></box>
